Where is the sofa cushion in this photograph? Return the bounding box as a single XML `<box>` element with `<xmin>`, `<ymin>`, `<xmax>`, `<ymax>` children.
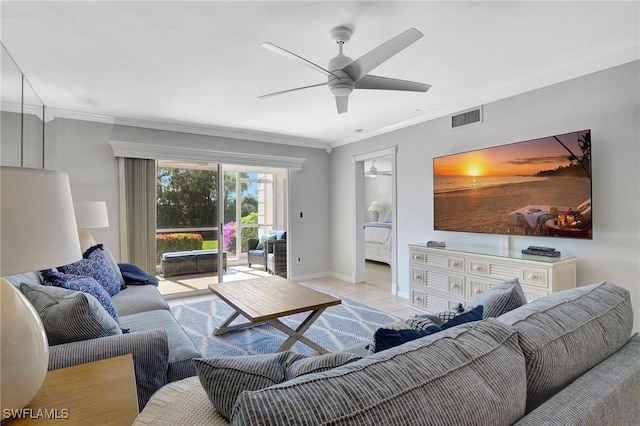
<box><xmin>20</xmin><ymin>282</ymin><xmax>121</xmax><ymax>345</ymax></box>
<box><xmin>3</xmin><ymin>272</ymin><xmax>43</xmax><ymax>287</ymax></box>
<box><xmin>232</xmin><ymin>319</ymin><xmax>527</xmax><ymax>425</ymax></box>
<box><xmin>120</xmin><ymin>309</ymin><xmax>201</xmax><ymax>382</ymax></box>
<box><xmin>40</xmin><ymin>268</ymin><xmax>120</xmax><ymax>324</ymax></box>
<box><xmin>59</xmin><ymin>244</ymin><xmax>121</xmax><ymax>296</ymax></box>
<box><xmin>471</xmin><ymin>277</ymin><xmax>527</xmax><ymax>318</ymax></box>
<box><xmin>193</xmin><ymin>351</ymin><xmax>361</xmax><ymax>420</ymax></box>
<box><xmin>111</xmin><ymin>284</ymin><xmax>169</xmax><ymax>316</ymax></box>
<box><xmin>498</xmin><ymin>281</ymin><xmax>633</xmax><ymax>413</ymax></box>
<box><xmin>514</xmin><ymin>333</ymin><xmax>640</xmax><ymax>426</ymax></box>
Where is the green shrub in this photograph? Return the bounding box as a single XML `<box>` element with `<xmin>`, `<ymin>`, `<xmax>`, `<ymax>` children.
<box><xmin>241</xmin><ymin>212</ymin><xmax>259</xmax><ymax>252</ymax></box>
<box><xmin>156</xmin><ymin>233</ymin><xmax>203</xmax><ymax>262</ymax></box>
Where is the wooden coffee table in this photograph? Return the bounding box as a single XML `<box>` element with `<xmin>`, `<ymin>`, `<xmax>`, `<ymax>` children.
<box><xmin>208</xmin><ymin>276</ymin><xmax>341</xmax><ymax>354</ymax></box>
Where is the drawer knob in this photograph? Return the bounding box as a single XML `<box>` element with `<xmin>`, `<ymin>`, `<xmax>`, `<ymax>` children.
<box><xmin>474</xmin><ymin>289</ymin><xmax>482</xmax><ymax>295</ymax></box>
<box><xmin>473</xmin><ymin>265</ymin><xmax>482</xmax><ymax>271</ymax></box>
<box><xmin>528</xmin><ymin>273</ymin><xmax>538</xmax><ymax>280</ymax></box>
<box><xmin>450</xmin><ymin>261</ymin><xmax>459</xmax><ymax>267</ymax></box>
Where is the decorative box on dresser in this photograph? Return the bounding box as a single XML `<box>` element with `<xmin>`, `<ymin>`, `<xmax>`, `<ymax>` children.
<box><xmin>408</xmin><ymin>244</ymin><xmax>577</xmax><ymax>313</ymax></box>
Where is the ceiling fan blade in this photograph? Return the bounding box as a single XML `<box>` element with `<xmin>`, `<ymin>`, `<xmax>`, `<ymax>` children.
<box><xmin>336</xmin><ymin>95</ymin><xmax>348</xmax><ymax>114</ymax></box>
<box><xmin>258</xmin><ymin>82</ymin><xmax>329</xmax><ymax>99</ymax></box>
<box><xmin>342</xmin><ymin>28</ymin><xmax>423</xmax><ymax>81</ymax></box>
<box><xmin>355</xmin><ymin>75</ymin><xmax>431</xmax><ymax>92</ymax></box>
<box><xmin>260</xmin><ymin>42</ymin><xmax>339</xmax><ymax>78</ymax></box>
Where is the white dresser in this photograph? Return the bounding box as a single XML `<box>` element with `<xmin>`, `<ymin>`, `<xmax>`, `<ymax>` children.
<box><xmin>408</xmin><ymin>244</ymin><xmax>577</xmax><ymax>313</ymax></box>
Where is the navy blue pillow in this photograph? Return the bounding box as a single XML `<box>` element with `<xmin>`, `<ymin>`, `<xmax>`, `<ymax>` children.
<box><xmin>373</xmin><ymin>306</ymin><xmax>484</xmax><ymax>353</ymax></box>
<box><xmin>118</xmin><ymin>263</ymin><xmax>159</xmax><ymax>285</ymax></box>
<box><xmin>41</xmin><ymin>268</ymin><xmax>120</xmax><ymax>324</ymax></box>
<box><xmin>59</xmin><ymin>244</ymin><xmax>121</xmax><ymax>296</ymax></box>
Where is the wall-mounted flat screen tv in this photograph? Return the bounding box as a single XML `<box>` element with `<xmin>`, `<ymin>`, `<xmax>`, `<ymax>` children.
<box><xmin>433</xmin><ymin>129</ymin><xmax>592</xmax><ymax>239</ymax></box>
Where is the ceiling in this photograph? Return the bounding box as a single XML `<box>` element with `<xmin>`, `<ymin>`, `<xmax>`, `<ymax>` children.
<box><xmin>1</xmin><ymin>1</ymin><xmax>638</xmax><ymax>150</ymax></box>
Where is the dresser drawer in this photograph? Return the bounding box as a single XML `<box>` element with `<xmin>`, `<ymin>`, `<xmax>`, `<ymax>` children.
<box><xmin>410</xmin><ymin>288</ymin><xmax>460</xmax><ymax>313</ymax></box>
<box><xmin>409</xmin><ymin>249</ymin><xmax>426</xmax><ymax>264</ymax></box>
<box><xmin>411</xmin><ymin>266</ymin><xmax>465</xmax><ymax>298</ymax></box>
<box><xmin>424</xmin><ymin>251</ymin><xmax>465</xmax><ymax>273</ymax></box>
<box><xmin>520</xmin><ymin>267</ymin><xmax>548</xmax><ymax>288</ymax></box>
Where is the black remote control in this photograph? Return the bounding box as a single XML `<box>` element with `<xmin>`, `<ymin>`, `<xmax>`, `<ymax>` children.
<box><xmin>527</xmin><ymin>246</ymin><xmax>556</xmax><ymax>252</ymax></box>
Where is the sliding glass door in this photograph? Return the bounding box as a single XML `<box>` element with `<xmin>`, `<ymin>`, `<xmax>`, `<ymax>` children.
<box><xmin>155</xmin><ymin>160</ymin><xmax>285</xmax><ymax>296</ymax></box>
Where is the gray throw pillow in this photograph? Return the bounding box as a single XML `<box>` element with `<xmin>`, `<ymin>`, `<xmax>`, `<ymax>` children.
<box><xmin>471</xmin><ymin>277</ymin><xmax>527</xmax><ymax>318</ymax></box>
<box><xmin>19</xmin><ymin>282</ymin><xmax>121</xmax><ymax>345</ymax></box>
<box><xmin>193</xmin><ymin>351</ymin><xmax>361</xmax><ymax>420</ymax></box>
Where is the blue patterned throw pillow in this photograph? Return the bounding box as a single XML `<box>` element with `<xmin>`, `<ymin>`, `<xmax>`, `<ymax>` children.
<box><xmin>372</xmin><ymin>306</ymin><xmax>484</xmax><ymax>353</ymax></box>
<box><xmin>59</xmin><ymin>244</ymin><xmax>121</xmax><ymax>296</ymax></box>
<box><xmin>41</xmin><ymin>268</ymin><xmax>120</xmax><ymax>324</ymax></box>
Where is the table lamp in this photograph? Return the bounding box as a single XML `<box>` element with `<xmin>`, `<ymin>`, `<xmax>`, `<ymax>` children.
<box><xmin>74</xmin><ymin>201</ymin><xmax>109</xmax><ymax>251</ymax></box>
<box><xmin>367</xmin><ymin>201</ymin><xmax>385</xmax><ymax>222</ymax></box>
<box><xmin>1</xmin><ymin>166</ymin><xmax>82</xmax><ymax>414</ymax></box>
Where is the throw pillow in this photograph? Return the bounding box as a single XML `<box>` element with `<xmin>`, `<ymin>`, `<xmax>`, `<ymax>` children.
<box><xmin>117</xmin><ymin>263</ymin><xmax>159</xmax><ymax>285</ymax></box>
<box><xmin>372</xmin><ymin>305</ymin><xmax>484</xmax><ymax>353</ymax></box>
<box><xmin>40</xmin><ymin>268</ymin><xmax>120</xmax><ymax>324</ymax></box>
<box><xmin>19</xmin><ymin>282</ymin><xmax>121</xmax><ymax>346</ymax></box>
<box><xmin>470</xmin><ymin>278</ymin><xmax>527</xmax><ymax>318</ymax></box>
<box><xmin>102</xmin><ymin>245</ymin><xmax>127</xmax><ymax>289</ymax></box>
<box><xmin>383</xmin><ymin>210</ymin><xmax>392</xmax><ymax>223</ymax></box>
<box><xmin>193</xmin><ymin>351</ymin><xmax>361</xmax><ymax>420</ymax></box>
<box><xmin>59</xmin><ymin>244</ymin><xmax>121</xmax><ymax>296</ymax></box>
<box><xmin>255</xmin><ymin>234</ymin><xmax>276</xmax><ymax>250</ymax></box>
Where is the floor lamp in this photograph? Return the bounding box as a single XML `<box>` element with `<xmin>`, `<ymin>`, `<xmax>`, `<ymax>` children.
<box><xmin>1</xmin><ymin>166</ymin><xmax>82</xmax><ymax>414</ymax></box>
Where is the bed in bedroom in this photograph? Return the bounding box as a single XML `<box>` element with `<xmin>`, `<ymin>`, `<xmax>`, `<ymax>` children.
<box><xmin>364</xmin><ymin>222</ymin><xmax>392</xmax><ymax>265</ymax></box>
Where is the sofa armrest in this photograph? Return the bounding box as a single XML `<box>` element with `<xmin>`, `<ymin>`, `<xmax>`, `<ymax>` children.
<box><xmin>48</xmin><ymin>329</ymin><xmax>170</xmax><ymax>410</ymax></box>
<box><xmin>247</xmin><ymin>238</ymin><xmax>259</xmax><ymax>250</ymax></box>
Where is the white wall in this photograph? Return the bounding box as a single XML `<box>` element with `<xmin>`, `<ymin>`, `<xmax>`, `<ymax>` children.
<box><xmin>40</xmin><ymin>119</ymin><xmax>331</xmax><ymax>280</ymax></box>
<box><xmin>330</xmin><ymin>61</ymin><xmax>640</xmax><ymax>332</ymax></box>
<box><xmin>364</xmin><ymin>174</ymin><xmax>392</xmax><ymax>221</ymax></box>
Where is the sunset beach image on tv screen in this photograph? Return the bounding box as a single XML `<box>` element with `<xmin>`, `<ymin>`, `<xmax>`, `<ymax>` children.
<box><xmin>433</xmin><ymin>129</ymin><xmax>592</xmax><ymax>239</ymax></box>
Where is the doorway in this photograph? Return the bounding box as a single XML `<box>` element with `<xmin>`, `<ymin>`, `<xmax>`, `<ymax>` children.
<box><xmin>354</xmin><ymin>147</ymin><xmax>398</xmax><ymax>294</ymax></box>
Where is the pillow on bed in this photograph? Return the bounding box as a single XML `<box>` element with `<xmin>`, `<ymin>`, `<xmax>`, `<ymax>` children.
<box><xmin>383</xmin><ymin>210</ymin><xmax>392</xmax><ymax>223</ymax></box>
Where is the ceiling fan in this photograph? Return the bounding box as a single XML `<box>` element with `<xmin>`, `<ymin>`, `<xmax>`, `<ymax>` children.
<box><xmin>259</xmin><ymin>26</ymin><xmax>431</xmax><ymax>114</ymax></box>
<box><xmin>365</xmin><ymin>160</ymin><xmax>392</xmax><ymax>177</ymax></box>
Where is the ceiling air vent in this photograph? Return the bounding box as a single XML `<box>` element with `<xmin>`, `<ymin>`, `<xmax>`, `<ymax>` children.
<box><xmin>451</xmin><ymin>107</ymin><xmax>482</xmax><ymax>129</ymax></box>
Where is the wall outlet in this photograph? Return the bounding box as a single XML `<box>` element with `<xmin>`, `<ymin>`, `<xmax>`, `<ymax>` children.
<box><xmin>296</xmin><ymin>256</ymin><xmax>301</xmax><ymax>264</ymax></box>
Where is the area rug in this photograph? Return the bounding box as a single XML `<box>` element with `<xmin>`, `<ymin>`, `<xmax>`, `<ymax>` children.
<box><xmin>172</xmin><ymin>293</ymin><xmax>400</xmax><ymax>357</ymax></box>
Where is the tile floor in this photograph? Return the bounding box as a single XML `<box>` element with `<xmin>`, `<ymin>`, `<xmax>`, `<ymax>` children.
<box><xmin>164</xmin><ymin>261</ymin><xmax>423</xmax><ymax>320</ymax></box>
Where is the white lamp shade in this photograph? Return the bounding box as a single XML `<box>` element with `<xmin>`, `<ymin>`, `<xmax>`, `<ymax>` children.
<box><xmin>1</xmin><ymin>166</ymin><xmax>82</xmax><ymax>275</ymax></box>
<box><xmin>74</xmin><ymin>201</ymin><xmax>109</xmax><ymax>229</ymax></box>
<box><xmin>1</xmin><ymin>166</ymin><xmax>83</xmax><ymax>414</ymax></box>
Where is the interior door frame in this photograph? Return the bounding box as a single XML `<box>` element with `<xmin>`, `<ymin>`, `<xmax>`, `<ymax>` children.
<box><xmin>353</xmin><ymin>146</ymin><xmax>398</xmax><ymax>294</ymax></box>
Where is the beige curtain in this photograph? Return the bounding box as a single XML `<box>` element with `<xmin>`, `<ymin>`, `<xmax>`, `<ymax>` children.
<box><xmin>124</xmin><ymin>158</ymin><xmax>156</xmax><ymax>274</ymax></box>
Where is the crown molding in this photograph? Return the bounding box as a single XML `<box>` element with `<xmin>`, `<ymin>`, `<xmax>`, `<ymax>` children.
<box><xmin>49</xmin><ymin>107</ymin><xmax>329</xmax><ymax>150</ymax></box>
<box><xmin>109</xmin><ymin>140</ymin><xmax>306</xmax><ymax>171</ymax></box>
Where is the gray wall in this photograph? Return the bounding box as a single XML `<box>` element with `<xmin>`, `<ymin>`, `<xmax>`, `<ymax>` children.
<box><xmin>40</xmin><ymin>119</ymin><xmax>331</xmax><ymax>279</ymax></box>
<box><xmin>330</xmin><ymin>61</ymin><xmax>640</xmax><ymax>331</ymax></box>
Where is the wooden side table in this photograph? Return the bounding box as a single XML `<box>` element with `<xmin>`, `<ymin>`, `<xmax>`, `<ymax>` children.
<box><xmin>5</xmin><ymin>354</ymin><xmax>138</xmax><ymax>425</ymax></box>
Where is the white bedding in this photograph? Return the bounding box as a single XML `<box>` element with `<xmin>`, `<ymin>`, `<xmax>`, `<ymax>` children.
<box><xmin>364</xmin><ymin>224</ymin><xmax>392</xmax><ymax>249</ymax></box>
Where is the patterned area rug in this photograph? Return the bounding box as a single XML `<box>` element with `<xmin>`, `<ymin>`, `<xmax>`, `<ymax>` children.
<box><xmin>172</xmin><ymin>292</ymin><xmax>399</xmax><ymax>357</ymax></box>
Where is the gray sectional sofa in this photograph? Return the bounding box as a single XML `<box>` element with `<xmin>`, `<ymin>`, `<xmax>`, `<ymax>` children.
<box><xmin>5</xmin><ymin>272</ymin><xmax>200</xmax><ymax>410</ymax></box>
<box><xmin>134</xmin><ymin>281</ymin><xmax>640</xmax><ymax>425</ymax></box>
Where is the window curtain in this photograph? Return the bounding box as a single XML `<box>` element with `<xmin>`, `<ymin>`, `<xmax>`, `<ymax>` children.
<box><xmin>124</xmin><ymin>158</ymin><xmax>156</xmax><ymax>274</ymax></box>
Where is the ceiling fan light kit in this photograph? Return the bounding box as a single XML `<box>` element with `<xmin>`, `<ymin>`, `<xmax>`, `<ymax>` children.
<box><xmin>260</xmin><ymin>26</ymin><xmax>431</xmax><ymax>114</ymax></box>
